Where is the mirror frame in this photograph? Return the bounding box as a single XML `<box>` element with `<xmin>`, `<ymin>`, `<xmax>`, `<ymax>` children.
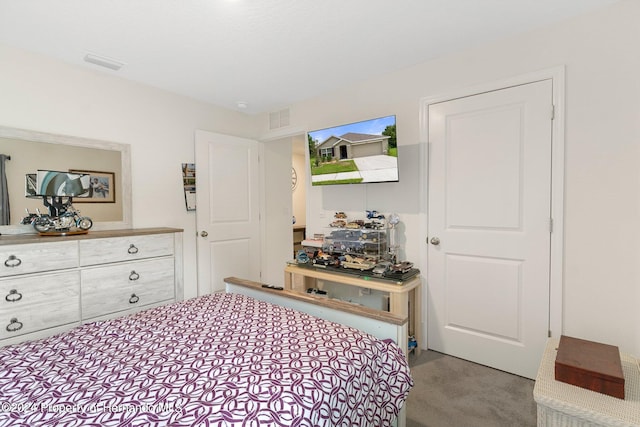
<box><xmin>0</xmin><ymin>125</ymin><xmax>132</xmax><ymax>234</ymax></box>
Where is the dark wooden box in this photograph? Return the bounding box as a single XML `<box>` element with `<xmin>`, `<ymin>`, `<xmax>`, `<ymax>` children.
<box><xmin>555</xmin><ymin>335</ymin><xmax>625</xmax><ymax>399</ymax></box>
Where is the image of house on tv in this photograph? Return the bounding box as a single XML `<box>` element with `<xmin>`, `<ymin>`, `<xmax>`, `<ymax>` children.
<box><xmin>316</xmin><ymin>132</ymin><xmax>391</xmax><ymax>161</ymax></box>
<box><xmin>309</xmin><ymin>115</ymin><xmax>399</xmax><ymax>186</ymax></box>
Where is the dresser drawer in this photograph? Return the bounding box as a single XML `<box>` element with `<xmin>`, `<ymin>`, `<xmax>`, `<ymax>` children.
<box><xmin>81</xmin><ymin>257</ymin><xmax>175</xmax><ymax>319</ymax></box>
<box><xmin>0</xmin><ymin>271</ymin><xmax>80</xmax><ymax>340</ymax></box>
<box><xmin>0</xmin><ymin>241</ymin><xmax>79</xmax><ymax>277</ymax></box>
<box><xmin>79</xmin><ymin>234</ymin><xmax>174</xmax><ymax>266</ymax></box>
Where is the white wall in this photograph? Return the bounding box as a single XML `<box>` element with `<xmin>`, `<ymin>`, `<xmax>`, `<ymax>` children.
<box><xmin>261</xmin><ymin>136</ymin><xmax>294</xmax><ymax>284</ymax></box>
<box><xmin>258</xmin><ymin>0</ymin><xmax>640</xmax><ymax>355</ymax></box>
<box><xmin>0</xmin><ymin>43</ymin><xmax>257</xmax><ymax>300</ymax></box>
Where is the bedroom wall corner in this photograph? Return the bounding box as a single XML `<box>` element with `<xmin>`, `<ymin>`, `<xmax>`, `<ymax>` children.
<box><xmin>0</xmin><ymin>42</ymin><xmax>258</xmax><ymax>300</ymax></box>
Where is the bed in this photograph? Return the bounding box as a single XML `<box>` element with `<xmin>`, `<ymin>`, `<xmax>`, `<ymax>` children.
<box><xmin>0</xmin><ymin>292</ymin><xmax>413</xmax><ymax>426</ymax></box>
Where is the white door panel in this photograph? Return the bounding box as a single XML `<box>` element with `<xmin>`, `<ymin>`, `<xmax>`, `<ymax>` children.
<box><xmin>446</xmin><ymin>105</ymin><xmax>524</xmax><ymax>230</ymax></box>
<box><xmin>195</xmin><ymin>130</ymin><xmax>260</xmax><ymax>294</ymax></box>
<box><xmin>210</xmin><ymin>239</ymin><xmax>252</xmax><ymax>289</ymax></box>
<box><xmin>428</xmin><ymin>80</ymin><xmax>552</xmax><ymax>379</ymax></box>
<box><xmin>446</xmin><ymin>254</ymin><xmax>522</xmax><ymax>340</ymax></box>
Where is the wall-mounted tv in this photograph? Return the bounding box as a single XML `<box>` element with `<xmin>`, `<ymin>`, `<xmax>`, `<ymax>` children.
<box><xmin>307</xmin><ymin>115</ymin><xmax>398</xmax><ymax>186</ymax></box>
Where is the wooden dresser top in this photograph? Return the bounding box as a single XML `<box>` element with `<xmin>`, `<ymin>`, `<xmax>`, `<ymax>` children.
<box><xmin>0</xmin><ymin>227</ymin><xmax>183</xmax><ymax>246</ymax></box>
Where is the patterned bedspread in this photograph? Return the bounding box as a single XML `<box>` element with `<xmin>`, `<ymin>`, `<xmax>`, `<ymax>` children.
<box><xmin>0</xmin><ymin>293</ymin><xmax>413</xmax><ymax>426</ymax></box>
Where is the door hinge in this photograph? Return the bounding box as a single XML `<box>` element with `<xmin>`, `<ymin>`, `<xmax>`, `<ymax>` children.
<box><xmin>549</xmin><ymin>218</ymin><xmax>554</xmax><ymax>233</ymax></box>
<box><xmin>551</xmin><ymin>104</ymin><xmax>555</xmax><ymax>120</ymax></box>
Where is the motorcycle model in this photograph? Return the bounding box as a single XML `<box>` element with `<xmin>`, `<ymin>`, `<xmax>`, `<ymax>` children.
<box><xmin>28</xmin><ymin>205</ymin><xmax>93</xmax><ymax>233</ymax></box>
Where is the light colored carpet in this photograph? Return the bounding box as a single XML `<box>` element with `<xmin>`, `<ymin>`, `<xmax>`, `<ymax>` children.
<box><xmin>405</xmin><ymin>350</ymin><xmax>537</xmax><ymax>427</ymax></box>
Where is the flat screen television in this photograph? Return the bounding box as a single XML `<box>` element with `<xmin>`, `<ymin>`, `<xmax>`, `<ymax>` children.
<box><xmin>307</xmin><ymin>115</ymin><xmax>398</xmax><ymax>186</ymax></box>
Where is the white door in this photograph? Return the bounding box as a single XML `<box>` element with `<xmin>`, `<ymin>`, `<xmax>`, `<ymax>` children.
<box><xmin>427</xmin><ymin>80</ymin><xmax>552</xmax><ymax>379</ymax></box>
<box><xmin>195</xmin><ymin>130</ymin><xmax>260</xmax><ymax>294</ymax></box>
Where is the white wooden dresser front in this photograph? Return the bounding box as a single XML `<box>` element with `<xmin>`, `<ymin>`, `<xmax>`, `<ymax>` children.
<box><xmin>0</xmin><ymin>227</ymin><xmax>183</xmax><ymax>347</ymax></box>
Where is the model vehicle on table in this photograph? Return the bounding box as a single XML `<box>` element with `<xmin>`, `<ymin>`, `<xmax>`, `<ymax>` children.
<box><xmin>345</xmin><ymin>220</ymin><xmax>364</xmax><ymax>229</ymax></box>
<box><xmin>312</xmin><ymin>253</ymin><xmax>340</xmax><ymax>267</ymax></box>
<box><xmin>327</xmin><ymin>229</ymin><xmax>358</xmax><ymax>240</ymax></box>
<box><xmin>359</xmin><ymin>230</ymin><xmax>383</xmax><ymax>241</ymax></box>
<box><xmin>366</xmin><ymin>210</ymin><xmax>385</xmax><ymax>220</ymax></box>
<box><xmin>390</xmin><ymin>261</ymin><xmax>414</xmax><ymax>273</ymax></box>
<box><xmin>372</xmin><ymin>261</ymin><xmax>393</xmax><ymax>275</ymax></box>
<box><xmin>341</xmin><ymin>254</ymin><xmax>377</xmax><ymax>271</ymax></box>
<box><xmin>296</xmin><ymin>249</ymin><xmax>310</xmax><ymax>264</ymax></box>
<box><xmin>364</xmin><ymin>219</ymin><xmax>386</xmax><ymax>230</ymax></box>
<box><xmin>330</xmin><ymin>219</ymin><xmax>346</xmax><ymax>228</ymax></box>
<box><xmin>324</xmin><ymin>240</ymin><xmax>365</xmax><ymax>254</ymax></box>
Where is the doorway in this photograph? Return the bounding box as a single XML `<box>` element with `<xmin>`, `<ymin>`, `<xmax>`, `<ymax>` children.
<box><xmin>292</xmin><ymin>134</ymin><xmax>307</xmax><ymax>233</ymax></box>
<box><xmin>420</xmin><ymin>69</ymin><xmax>565</xmax><ymax>379</ymax></box>
<box><xmin>194</xmin><ymin>130</ymin><xmax>261</xmax><ymax>294</ymax></box>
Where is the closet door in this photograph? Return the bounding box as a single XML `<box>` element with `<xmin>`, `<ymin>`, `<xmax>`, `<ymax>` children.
<box><xmin>427</xmin><ymin>80</ymin><xmax>553</xmax><ymax>379</ymax></box>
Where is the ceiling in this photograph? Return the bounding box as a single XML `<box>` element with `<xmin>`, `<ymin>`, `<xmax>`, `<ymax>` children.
<box><xmin>0</xmin><ymin>0</ymin><xmax>621</xmax><ymax>115</ymax></box>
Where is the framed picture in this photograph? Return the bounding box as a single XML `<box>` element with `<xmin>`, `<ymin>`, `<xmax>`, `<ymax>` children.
<box><xmin>69</xmin><ymin>169</ymin><xmax>116</xmax><ymax>203</ymax></box>
<box><xmin>25</xmin><ymin>173</ymin><xmax>38</xmax><ymax>197</ymax></box>
<box><xmin>181</xmin><ymin>163</ymin><xmax>196</xmax><ymax>211</ymax></box>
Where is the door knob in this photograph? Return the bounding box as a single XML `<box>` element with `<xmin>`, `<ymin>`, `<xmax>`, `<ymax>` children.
<box><xmin>200</xmin><ymin>231</ymin><xmax>209</xmax><ymax>237</ymax></box>
<box><xmin>430</xmin><ymin>237</ymin><xmax>440</xmax><ymax>245</ymax></box>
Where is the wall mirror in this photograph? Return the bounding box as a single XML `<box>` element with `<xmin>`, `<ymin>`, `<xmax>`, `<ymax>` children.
<box><xmin>0</xmin><ymin>126</ymin><xmax>132</xmax><ymax>234</ymax></box>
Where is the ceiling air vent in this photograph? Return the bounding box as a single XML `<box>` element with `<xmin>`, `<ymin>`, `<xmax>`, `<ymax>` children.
<box><xmin>269</xmin><ymin>108</ymin><xmax>290</xmax><ymax>130</ymax></box>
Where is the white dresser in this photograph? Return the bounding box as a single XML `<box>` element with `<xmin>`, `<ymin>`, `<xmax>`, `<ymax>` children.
<box><xmin>0</xmin><ymin>228</ymin><xmax>183</xmax><ymax>347</ymax></box>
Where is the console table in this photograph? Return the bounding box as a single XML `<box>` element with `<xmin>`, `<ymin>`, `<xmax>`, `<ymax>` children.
<box><xmin>283</xmin><ymin>264</ymin><xmax>421</xmax><ymax>355</ymax></box>
<box><xmin>534</xmin><ymin>338</ymin><xmax>640</xmax><ymax>427</ymax></box>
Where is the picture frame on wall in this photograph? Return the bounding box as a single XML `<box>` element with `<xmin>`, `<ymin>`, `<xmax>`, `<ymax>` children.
<box><xmin>69</xmin><ymin>169</ymin><xmax>116</xmax><ymax>203</ymax></box>
<box><xmin>25</xmin><ymin>173</ymin><xmax>38</xmax><ymax>197</ymax></box>
<box><xmin>182</xmin><ymin>163</ymin><xmax>196</xmax><ymax>211</ymax></box>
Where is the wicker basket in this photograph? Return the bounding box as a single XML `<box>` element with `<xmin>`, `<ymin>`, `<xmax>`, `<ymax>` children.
<box><xmin>534</xmin><ymin>339</ymin><xmax>640</xmax><ymax>427</ymax></box>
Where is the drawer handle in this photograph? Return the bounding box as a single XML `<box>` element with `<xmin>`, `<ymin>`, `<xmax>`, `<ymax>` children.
<box><xmin>4</xmin><ymin>255</ymin><xmax>22</xmax><ymax>268</ymax></box>
<box><xmin>127</xmin><ymin>244</ymin><xmax>139</xmax><ymax>254</ymax></box>
<box><xmin>5</xmin><ymin>289</ymin><xmax>23</xmax><ymax>302</ymax></box>
<box><xmin>6</xmin><ymin>318</ymin><xmax>23</xmax><ymax>332</ymax></box>
<box><xmin>129</xmin><ymin>271</ymin><xmax>140</xmax><ymax>281</ymax></box>
<box><xmin>129</xmin><ymin>293</ymin><xmax>139</xmax><ymax>304</ymax></box>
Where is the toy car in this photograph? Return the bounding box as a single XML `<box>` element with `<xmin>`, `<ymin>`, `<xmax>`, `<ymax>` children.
<box><xmin>366</xmin><ymin>210</ymin><xmax>385</xmax><ymax>219</ymax></box>
<box><xmin>323</xmin><ymin>239</ymin><xmax>365</xmax><ymax>254</ymax></box>
<box><xmin>364</xmin><ymin>219</ymin><xmax>386</xmax><ymax>230</ymax></box>
<box><xmin>345</xmin><ymin>220</ymin><xmax>364</xmax><ymax>229</ymax></box>
<box><xmin>390</xmin><ymin>261</ymin><xmax>414</xmax><ymax>273</ymax></box>
<box><xmin>312</xmin><ymin>254</ymin><xmax>339</xmax><ymax>267</ymax></box>
<box><xmin>342</xmin><ymin>255</ymin><xmax>376</xmax><ymax>271</ymax></box>
<box><xmin>328</xmin><ymin>229</ymin><xmax>357</xmax><ymax>239</ymax></box>
<box><xmin>372</xmin><ymin>261</ymin><xmax>392</xmax><ymax>275</ymax></box>
<box><xmin>296</xmin><ymin>250</ymin><xmax>310</xmax><ymax>264</ymax></box>
<box><xmin>306</xmin><ymin>288</ymin><xmax>328</xmax><ymax>296</ymax></box>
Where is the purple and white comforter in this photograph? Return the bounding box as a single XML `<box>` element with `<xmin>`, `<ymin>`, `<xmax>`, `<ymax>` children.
<box><xmin>0</xmin><ymin>293</ymin><xmax>413</xmax><ymax>426</ymax></box>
